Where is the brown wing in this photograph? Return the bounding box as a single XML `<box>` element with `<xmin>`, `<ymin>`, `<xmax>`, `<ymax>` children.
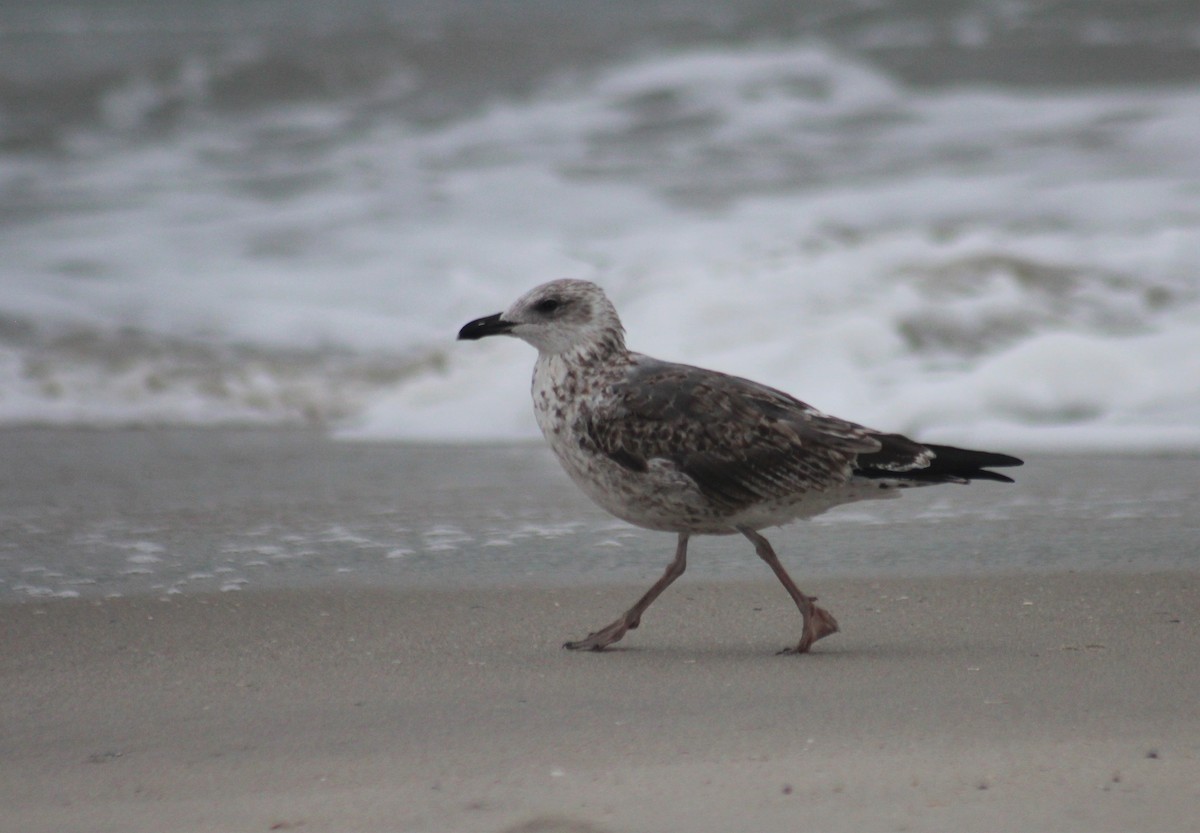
<box><xmin>580</xmin><ymin>358</ymin><xmax>893</xmax><ymax>512</ymax></box>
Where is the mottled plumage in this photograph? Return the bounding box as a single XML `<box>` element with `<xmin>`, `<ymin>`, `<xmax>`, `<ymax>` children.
<box><xmin>459</xmin><ymin>279</ymin><xmax>1022</xmax><ymax>653</ymax></box>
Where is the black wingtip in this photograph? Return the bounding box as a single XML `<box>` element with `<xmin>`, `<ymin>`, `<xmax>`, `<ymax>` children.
<box><xmin>971</xmin><ymin>469</ymin><xmax>1016</xmax><ymax>484</ymax></box>
<box><xmin>925</xmin><ymin>445</ymin><xmax>1023</xmax><ymax>483</ymax></box>
<box><xmin>854</xmin><ymin>436</ymin><xmax>1023</xmax><ymax>485</ymax></box>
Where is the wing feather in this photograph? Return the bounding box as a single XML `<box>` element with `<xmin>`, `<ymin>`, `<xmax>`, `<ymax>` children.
<box><xmin>581</xmin><ymin>358</ymin><xmax>884</xmax><ymax>512</ymax></box>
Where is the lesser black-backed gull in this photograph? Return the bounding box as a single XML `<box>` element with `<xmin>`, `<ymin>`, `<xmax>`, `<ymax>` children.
<box><xmin>459</xmin><ymin>279</ymin><xmax>1022</xmax><ymax>653</ymax></box>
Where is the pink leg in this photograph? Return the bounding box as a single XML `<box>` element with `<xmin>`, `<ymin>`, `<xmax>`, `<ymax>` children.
<box><xmin>739</xmin><ymin>527</ymin><xmax>839</xmax><ymax>654</ymax></box>
<box><xmin>564</xmin><ymin>533</ymin><xmax>689</xmax><ymax>651</ymax></box>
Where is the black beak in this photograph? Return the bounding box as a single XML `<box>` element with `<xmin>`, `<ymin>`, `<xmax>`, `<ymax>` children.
<box><xmin>457</xmin><ymin>312</ymin><xmax>515</xmax><ymax>341</ymax></box>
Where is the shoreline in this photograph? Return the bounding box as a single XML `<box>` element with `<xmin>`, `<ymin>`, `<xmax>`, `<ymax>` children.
<box><xmin>2</xmin><ymin>427</ymin><xmax>1198</xmax><ymax>830</ymax></box>
<box><xmin>3</xmin><ymin>428</ymin><xmax>1198</xmax><ymax>603</ymax></box>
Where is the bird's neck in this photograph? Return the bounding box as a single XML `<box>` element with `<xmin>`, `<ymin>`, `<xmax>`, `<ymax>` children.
<box><xmin>540</xmin><ymin>331</ymin><xmax>629</xmax><ymax>374</ymax></box>
<box><xmin>532</xmin><ymin>335</ymin><xmax>631</xmax><ymax>418</ymax></box>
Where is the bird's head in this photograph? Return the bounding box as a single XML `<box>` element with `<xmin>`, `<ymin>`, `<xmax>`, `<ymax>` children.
<box><xmin>457</xmin><ymin>279</ymin><xmax>625</xmax><ymax>356</ymax></box>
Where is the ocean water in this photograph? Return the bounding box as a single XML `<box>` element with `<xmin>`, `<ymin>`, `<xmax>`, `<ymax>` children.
<box><xmin>2</xmin><ymin>0</ymin><xmax>1199</xmax><ymax>449</ymax></box>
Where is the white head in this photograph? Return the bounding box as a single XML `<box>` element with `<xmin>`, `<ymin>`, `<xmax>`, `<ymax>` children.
<box><xmin>458</xmin><ymin>279</ymin><xmax>626</xmax><ymax>357</ymax></box>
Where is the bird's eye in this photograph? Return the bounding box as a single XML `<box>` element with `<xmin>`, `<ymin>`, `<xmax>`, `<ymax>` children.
<box><xmin>533</xmin><ymin>298</ymin><xmax>561</xmax><ymax>314</ymax></box>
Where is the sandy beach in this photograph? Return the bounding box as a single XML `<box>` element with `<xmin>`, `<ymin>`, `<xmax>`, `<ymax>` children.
<box><xmin>7</xmin><ymin>1</ymin><xmax>1200</xmax><ymax>827</ymax></box>
<box><xmin>3</xmin><ymin>573</ymin><xmax>1198</xmax><ymax>833</ymax></box>
<box><xmin>1</xmin><ymin>430</ymin><xmax>1198</xmax><ymax>832</ymax></box>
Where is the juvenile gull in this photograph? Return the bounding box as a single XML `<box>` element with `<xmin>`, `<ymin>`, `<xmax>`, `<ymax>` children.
<box><xmin>459</xmin><ymin>280</ymin><xmax>1022</xmax><ymax>653</ymax></box>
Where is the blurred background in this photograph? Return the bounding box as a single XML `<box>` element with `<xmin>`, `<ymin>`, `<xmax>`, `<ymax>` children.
<box><xmin>2</xmin><ymin>0</ymin><xmax>1198</xmax><ymax>448</ymax></box>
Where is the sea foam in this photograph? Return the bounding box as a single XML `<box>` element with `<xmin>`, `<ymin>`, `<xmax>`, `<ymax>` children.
<box><xmin>1</xmin><ymin>39</ymin><xmax>1198</xmax><ymax>450</ymax></box>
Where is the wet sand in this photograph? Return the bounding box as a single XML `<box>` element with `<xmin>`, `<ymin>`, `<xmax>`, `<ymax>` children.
<box><xmin>1</xmin><ymin>429</ymin><xmax>1198</xmax><ymax>831</ymax></box>
<box><xmin>2</xmin><ymin>428</ymin><xmax>1197</xmax><ymax>598</ymax></box>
